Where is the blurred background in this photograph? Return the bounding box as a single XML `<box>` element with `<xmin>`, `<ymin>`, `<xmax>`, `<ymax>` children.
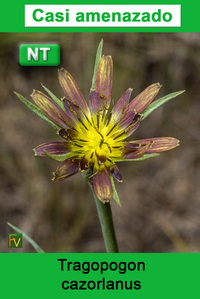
<box><xmin>0</xmin><ymin>32</ymin><xmax>200</xmax><ymax>253</ymax></box>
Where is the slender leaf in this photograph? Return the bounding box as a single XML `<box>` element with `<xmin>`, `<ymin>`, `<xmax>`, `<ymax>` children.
<box><xmin>15</xmin><ymin>92</ymin><xmax>60</xmax><ymax>130</ymax></box>
<box><xmin>41</xmin><ymin>83</ymin><xmax>65</xmax><ymax>110</ymax></box>
<box><xmin>91</xmin><ymin>39</ymin><xmax>103</xmax><ymax>89</ymax></box>
<box><xmin>141</xmin><ymin>90</ymin><xmax>185</xmax><ymax>120</ymax></box>
<box><xmin>110</xmin><ymin>176</ymin><xmax>121</xmax><ymax>207</ymax></box>
<box><xmin>45</xmin><ymin>151</ymin><xmax>80</xmax><ymax>161</ymax></box>
<box><xmin>7</xmin><ymin>222</ymin><xmax>45</xmax><ymax>253</ymax></box>
<box><xmin>113</xmin><ymin>153</ymin><xmax>160</xmax><ymax>162</ymax></box>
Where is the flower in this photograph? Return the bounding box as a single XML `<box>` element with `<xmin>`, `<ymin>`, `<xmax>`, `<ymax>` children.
<box><xmin>31</xmin><ymin>55</ymin><xmax>179</xmax><ymax>203</ymax></box>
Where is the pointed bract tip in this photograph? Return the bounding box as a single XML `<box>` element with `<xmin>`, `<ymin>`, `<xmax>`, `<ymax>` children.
<box><xmin>157</xmin><ymin>82</ymin><xmax>162</xmax><ymax>88</ymax></box>
<box><xmin>172</xmin><ymin>138</ymin><xmax>180</xmax><ymax>147</ymax></box>
<box><xmin>178</xmin><ymin>90</ymin><xmax>185</xmax><ymax>95</ymax></box>
<box><xmin>58</xmin><ymin>67</ymin><xmax>65</xmax><ymax>73</ymax></box>
<box><xmin>33</xmin><ymin>148</ymin><xmax>38</xmax><ymax>156</ymax></box>
<box><xmin>52</xmin><ymin>172</ymin><xmax>56</xmax><ymax>181</ymax></box>
<box><xmin>30</xmin><ymin>89</ymin><xmax>37</xmax><ymax>98</ymax></box>
<box><xmin>98</xmin><ymin>39</ymin><xmax>103</xmax><ymax>48</ymax></box>
<box><xmin>101</xmin><ymin>55</ymin><xmax>112</xmax><ymax>60</ymax></box>
<box><xmin>101</xmin><ymin>198</ymin><xmax>110</xmax><ymax>204</ymax></box>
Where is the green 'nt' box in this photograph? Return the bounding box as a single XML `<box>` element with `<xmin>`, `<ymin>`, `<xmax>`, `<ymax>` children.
<box><xmin>19</xmin><ymin>44</ymin><xmax>60</xmax><ymax>66</ymax></box>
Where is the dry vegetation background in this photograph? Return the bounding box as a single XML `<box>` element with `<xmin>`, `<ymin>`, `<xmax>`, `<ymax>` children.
<box><xmin>0</xmin><ymin>32</ymin><xmax>200</xmax><ymax>253</ymax></box>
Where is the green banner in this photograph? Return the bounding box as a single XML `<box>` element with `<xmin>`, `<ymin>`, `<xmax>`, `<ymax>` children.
<box><xmin>0</xmin><ymin>0</ymin><xmax>199</xmax><ymax>32</ymax></box>
<box><xmin>1</xmin><ymin>253</ymin><xmax>200</xmax><ymax>298</ymax></box>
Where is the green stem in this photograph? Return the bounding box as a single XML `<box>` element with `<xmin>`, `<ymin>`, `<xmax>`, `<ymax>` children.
<box><xmin>88</xmin><ymin>183</ymin><xmax>119</xmax><ymax>253</ymax></box>
<box><xmin>82</xmin><ymin>170</ymin><xmax>118</xmax><ymax>252</ymax></box>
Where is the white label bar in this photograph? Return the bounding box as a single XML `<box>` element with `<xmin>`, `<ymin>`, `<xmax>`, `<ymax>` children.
<box><xmin>25</xmin><ymin>5</ymin><xmax>181</xmax><ymax>27</ymax></box>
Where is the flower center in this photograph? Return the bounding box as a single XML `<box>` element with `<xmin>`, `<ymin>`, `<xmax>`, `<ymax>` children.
<box><xmin>69</xmin><ymin>111</ymin><xmax>126</xmax><ymax>169</ymax></box>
